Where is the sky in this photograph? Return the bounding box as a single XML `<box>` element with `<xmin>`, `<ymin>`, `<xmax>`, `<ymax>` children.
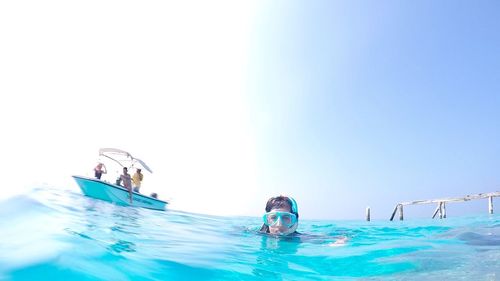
<box><xmin>1</xmin><ymin>1</ymin><xmax>499</xmax><ymax>220</ymax></box>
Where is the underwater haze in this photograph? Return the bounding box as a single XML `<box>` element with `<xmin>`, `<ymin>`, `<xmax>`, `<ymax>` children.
<box><xmin>0</xmin><ymin>185</ymin><xmax>499</xmax><ymax>280</ymax></box>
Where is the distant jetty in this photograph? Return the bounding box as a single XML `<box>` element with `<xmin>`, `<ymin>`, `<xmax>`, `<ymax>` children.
<box><xmin>387</xmin><ymin>191</ymin><xmax>499</xmax><ymax>221</ymax></box>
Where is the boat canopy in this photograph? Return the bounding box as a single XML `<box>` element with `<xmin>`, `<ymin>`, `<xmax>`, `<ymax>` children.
<box><xmin>99</xmin><ymin>148</ymin><xmax>153</xmax><ymax>173</ymax></box>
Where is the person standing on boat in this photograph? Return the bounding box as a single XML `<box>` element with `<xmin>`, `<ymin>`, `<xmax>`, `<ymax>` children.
<box><xmin>132</xmin><ymin>168</ymin><xmax>143</xmax><ymax>193</ymax></box>
<box><xmin>120</xmin><ymin>167</ymin><xmax>133</xmax><ymax>203</ymax></box>
<box><xmin>94</xmin><ymin>163</ymin><xmax>107</xmax><ymax>180</ymax></box>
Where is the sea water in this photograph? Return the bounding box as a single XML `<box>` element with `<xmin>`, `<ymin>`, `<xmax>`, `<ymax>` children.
<box><xmin>0</xmin><ymin>186</ymin><xmax>498</xmax><ymax>280</ymax></box>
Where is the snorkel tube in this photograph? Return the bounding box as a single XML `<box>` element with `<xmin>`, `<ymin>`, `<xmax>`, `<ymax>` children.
<box><xmin>289</xmin><ymin>197</ymin><xmax>298</xmax><ymax>217</ymax></box>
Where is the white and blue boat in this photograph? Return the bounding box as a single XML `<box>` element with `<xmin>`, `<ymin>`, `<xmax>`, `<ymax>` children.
<box><xmin>72</xmin><ymin>148</ymin><xmax>168</xmax><ymax>211</ymax></box>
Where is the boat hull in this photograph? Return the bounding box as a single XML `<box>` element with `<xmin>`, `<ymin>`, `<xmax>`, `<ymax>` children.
<box><xmin>72</xmin><ymin>175</ymin><xmax>167</xmax><ymax>211</ymax></box>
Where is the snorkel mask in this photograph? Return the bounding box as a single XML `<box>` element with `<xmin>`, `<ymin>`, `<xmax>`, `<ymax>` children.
<box><xmin>263</xmin><ymin>211</ymin><xmax>297</xmax><ymax>227</ymax></box>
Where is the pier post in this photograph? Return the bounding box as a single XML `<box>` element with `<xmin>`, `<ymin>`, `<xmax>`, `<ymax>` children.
<box><xmin>442</xmin><ymin>202</ymin><xmax>447</xmax><ymax>218</ymax></box>
<box><xmin>398</xmin><ymin>204</ymin><xmax>404</xmax><ymax>221</ymax></box>
<box><xmin>439</xmin><ymin>202</ymin><xmax>443</xmax><ymax>219</ymax></box>
<box><xmin>366</xmin><ymin>207</ymin><xmax>371</xmax><ymax>221</ymax></box>
<box><xmin>489</xmin><ymin>196</ymin><xmax>493</xmax><ymax>214</ymax></box>
<box><xmin>432</xmin><ymin>203</ymin><xmax>440</xmax><ymax>219</ymax></box>
<box><xmin>390</xmin><ymin>204</ymin><xmax>399</xmax><ymax>221</ymax></box>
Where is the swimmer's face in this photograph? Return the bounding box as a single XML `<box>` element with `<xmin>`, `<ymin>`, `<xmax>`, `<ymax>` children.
<box><xmin>268</xmin><ymin>207</ymin><xmax>298</xmax><ymax>236</ymax></box>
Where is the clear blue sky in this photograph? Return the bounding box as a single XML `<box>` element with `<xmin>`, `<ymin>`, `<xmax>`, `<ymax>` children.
<box><xmin>1</xmin><ymin>1</ymin><xmax>499</xmax><ymax>220</ymax></box>
<box><xmin>245</xmin><ymin>1</ymin><xmax>500</xmax><ymax>219</ymax></box>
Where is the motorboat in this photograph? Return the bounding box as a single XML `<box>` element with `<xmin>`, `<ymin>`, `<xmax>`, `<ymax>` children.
<box><xmin>72</xmin><ymin>148</ymin><xmax>168</xmax><ymax>211</ymax></box>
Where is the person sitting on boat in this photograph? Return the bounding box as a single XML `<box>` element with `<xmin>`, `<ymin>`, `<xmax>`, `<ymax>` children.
<box><xmin>94</xmin><ymin>163</ymin><xmax>107</xmax><ymax>180</ymax></box>
<box><xmin>132</xmin><ymin>168</ymin><xmax>143</xmax><ymax>192</ymax></box>
<box><xmin>260</xmin><ymin>195</ymin><xmax>300</xmax><ymax>236</ymax></box>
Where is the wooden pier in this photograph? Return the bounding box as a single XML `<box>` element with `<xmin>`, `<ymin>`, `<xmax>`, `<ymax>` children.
<box><xmin>389</xmin><ymin>191</ymin><xmax>499</xmax><ymax>221</ymax></box>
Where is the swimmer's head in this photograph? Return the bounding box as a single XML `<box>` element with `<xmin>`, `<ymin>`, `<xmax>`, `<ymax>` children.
<box><xmin>260</xmin><ymin>195</ymin><xmax>299</xmax><ymax>236</ymax></box>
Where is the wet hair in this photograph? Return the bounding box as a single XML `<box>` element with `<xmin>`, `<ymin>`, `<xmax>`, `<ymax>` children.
<box><xmin>259</xmin><ymin>195</ymin><xmax>299</xmax><ymax>233</ymax></box>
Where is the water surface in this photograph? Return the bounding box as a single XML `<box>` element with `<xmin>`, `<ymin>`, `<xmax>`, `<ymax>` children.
<box><xmin>0</xmin><ymin>186</ymin><xmax>498</xmax><ymax>280</ymax></box>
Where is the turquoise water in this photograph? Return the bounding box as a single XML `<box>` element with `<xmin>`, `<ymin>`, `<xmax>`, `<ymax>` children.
<box><xmin>0</xmin><ymin>186</ymin><xmax>499</xmax><ymax>280</ymax></box>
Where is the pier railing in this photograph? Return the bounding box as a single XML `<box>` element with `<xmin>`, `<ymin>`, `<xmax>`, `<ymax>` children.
<box><xmin>388</xmin><ymin>191</ymin><xmax>499</xmax><ymax>221</ymax></box>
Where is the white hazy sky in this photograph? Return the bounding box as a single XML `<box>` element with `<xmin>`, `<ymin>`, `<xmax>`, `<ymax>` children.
<box><xmin>0</xmin><ymin>1</ymin><xmax>263</xmax><ymax>217</ymax></box>
<box><xmin>2</xmin><ymin>1</ymin><xmax>499</xmax><ymax>220</ymax></box>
